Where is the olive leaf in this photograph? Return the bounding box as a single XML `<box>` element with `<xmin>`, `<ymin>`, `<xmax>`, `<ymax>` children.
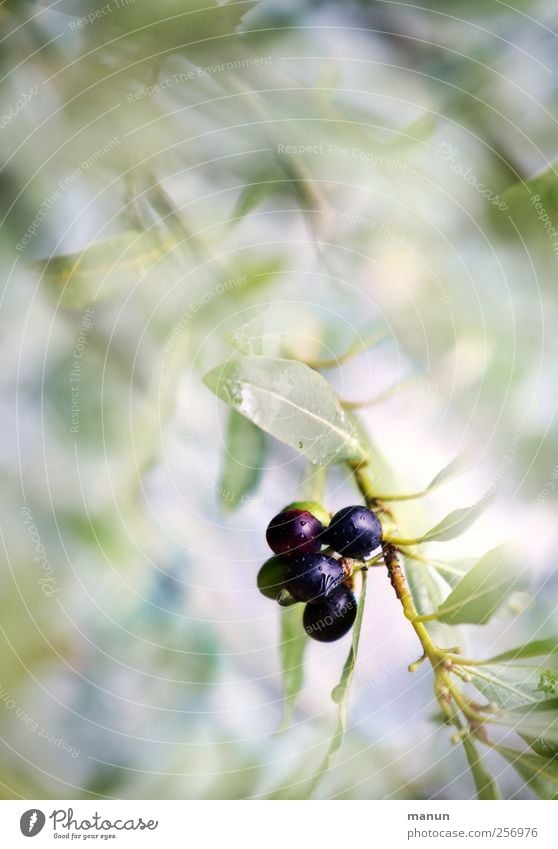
<box><xmin>399</xmin><ymin>492</ymin><xmax>493</xmax><ymax>545</ymax></box>
<box><xmin>203</xmin><ymin>356</ymin><xmax>366</xmax><ymax>465</ymax></box>
<box><xmin>462</xmin><ymin>736</ymin><xmax>502</xmax><ymax>800</ymax></box>
<box><xmin>230</xmin><ymin>164</ymin><xmax>287</xmax><ymax>224</ymax></box>
<box><xmin>467</xmin><ymin>665</ymin><xmax>557</xmax><ymax>710</ymax></box>
<box><xmin>277</xmin><ymin>604</ymin><xmax>308</xmax><ymax>731</ymax></box>
<box><xmin>425</xmin><ymin>451</ymin><xmax>472</xmax><ymax>492</ymax></box>
<box><xmin>405</xmin><ymin>559</ymin><xmax>462</xmax><ymax>647</ymax></box>
<box><xmin>432</xmin><ymin>543</ymin><xmax>529</xmax><ymax>625</ymax></box>
<box><xmin>305</xmin><ymin>328</ymin><xmax>388</xmax><ymax>370</ymax></box>
<box><xmin>35</xmin><ymin>230</ymin><xmax>175</xmax><ymax>309</ymax></box>
<box><xmin>376</xmin><ymin>450</ymin><xmax>471</xmax><ymax>501</ymax></box>
<box><xmin>331</xmin><ymin>571</ymin><xmax>368</xmax><ymax>708</ymax></box>
<box><xmin>315</xmin><ymin>58</ymin><xmax>343</xmax><ymax>109</ymax></box>
<box><xmin>494</xmin><ymin>700</ymin><xmax>558</xmax><ymax>747</ymax></box>
<box><xmin>519</xmin><ymin>733</ymin><xmax>558</xmax><ymax>759</ymax></box>
<box><xmin>105</xmin><ymin>0</ymin><xmax>258</xmax><ymax>47</ymax></box>
<box><xmin>495</xmin><ymin>746</ymin><xmax>558</xmax><ymax>800</ymax></box>
<box><xmin>218</xmin><ymin>410</ymin><xmax>266</xmax><ymax>511</ymax></box>
<box><xmin>346</xmin><ymin>410</ymin><xmax>398</xmax><ymax>493</ymax></box>
<box><xmin>502</xmin><ymin>162</ymin><xmax>558</xmax><ymax>222</ymax></box>
<box><xmin>479</xmin><ymin>637</ymin><xmax>558</xmax><ymax>665</ymax></box>
<box><xmin>305</xmin><ymin>571</ymin><xmax>368</xmax><ymax>796</ymax></box>
<box><xmin>411</xmin><ymin>554</ymin><xmax>472</xmax><ymax>588</ymax></box>
<box><xmin>393</xmin><ymin>113</ymin><xmax>438</xmax><ymax>150</ymax></box>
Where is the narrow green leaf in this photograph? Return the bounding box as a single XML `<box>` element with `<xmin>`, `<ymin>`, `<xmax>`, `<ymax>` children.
<box><xmin>401</xmin><ymin>549</ymin><xmax>472</xmax><ymax>588</ymax></box>
<box><xmin>218</xmin><ymin>410</ymin><xmax>266</xmax><ymax>511</ymax></box>
<box><xmin>434</xmin><ymin>543</ymin><xmax>528</xmax><ymax>625</ymax></box>
<box><xmin>108</xmin><ymin>0</ymin><xmax>257</xmax><ymax>44</ymax></box>
<box><xmin>494</xmin><ymin>700</ymin><xmax>558</xmax><ymax>747</ymax></box>
<box><xmin>414</xmin><ymin>492</ymin><xmax>493</xmax><ymax>543</ymax></box>
<box><xmin>480</xmin><ymin>637</ymin><xmax>558</xmax><ymax>665</ymax></box>
<box><xmin>331</xmin><ymin>572</ymin><xmax>368</xmax><ymax>708</ymax></box>
<box><xmin>334</xmin><ymin>105</ymin><xmax>436</xmax><ymax>154</ymax></box>
<box><xmin>345</xmin><ymin>410</ymin><xmax>399</xmax><ymax>493</ymax></box>
<box><xmin>431</xmin><ymin>559</ymin><xmax>473</xmax><ymax>588</ymax></box>
<box><xmin>389</xmin><ymin>112</ymin><xmax>438</xmax><ymax>151</ymax></box>
<box><xmin>373</xmin><ymin>451</ymin><xmax>471</xmax><ymax>502</ymax></box>
<box><xmin>230</xmin><ymin>165</ymin><xmax>286</xmax><ymax>224</ymax></box>
<box><xmin>462</xmin><ymin>736</ymin><xmax>502</xmax><ymax>799</ymax></box>
<box><xmin>426</xmin><ymin>451</ymin><xmax>472</xmax><ymax>492</ymax></box>
<box><xmin>468</xmin><ymin>665</ymin><xmax>556</xmax><ymax>710</ymax></box>
<box><xmin>278</xmin><ymin>604</ymin><xmax>308</xmax><ymax>730</ymax></box>
<box><xmin>306</xmin><ymin>571</ymin><xmax>368</xmax><ymax>796</ymax></box>
<box><xmin>341</xmin><ymin>374</ymin><xmax>422</xmax><ymax>410</ymax></box>
<box><xmin>405</xmin><ymin>558</ymin><xmax>462</xmax><ymax>647</ymax></box>
<box><xmin>502</xmin><ymin>162</ymin><xmax>558</xmax><ymax>222</ymax></box>
<box><xmin>344</xmin><ymin>329</ymin><xmax>388</xmax><ymax>359</ymax></box>
<box><xmin>496</xmin><ymin>745</ymin><xmax>558</xmax><ymax>800</ymax></box>
<box><xmin>203</xmin><ymin>356</ymin><xmax>366</xmax><ymax>466</ymax></box>
<box><xmin>306</xmin><ymin>328</ymin><xmax>388</xmax><ymax>370</ymax></box>
<box><xmin>519</xmin><ymin>733</ymin><xmax>558</xmax><ymax>758</ymax></box>
<box><xmin>35</xmin><ymin>231</ymin><xmax>174</xmax><ymax>308</ymax></box>
<box><xmin>315</xmin><ymin>58</ymin><xmax>343</xmax><ymax>91</ymax></box>
<box><xmin>510</xmin><ymin>698</ymin><xmax>558</xmax><ymax>713</ymax></box>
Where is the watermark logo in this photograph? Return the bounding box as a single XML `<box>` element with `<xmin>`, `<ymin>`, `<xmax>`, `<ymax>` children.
<box><xmin>20</xmin><ymin>810</ymin><xmax>46</xmax><ymax>837</ymax></box>
<box><xmin>435</xmin><ymin>142</ymin><xmax>508</xmax><ymax>210</ymax></box>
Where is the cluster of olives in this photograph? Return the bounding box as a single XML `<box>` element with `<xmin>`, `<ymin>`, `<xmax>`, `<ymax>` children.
<box><xmin>257</xmin><ymin>501</ymin><xmax>383</xmax><ymax>642</ymax></box>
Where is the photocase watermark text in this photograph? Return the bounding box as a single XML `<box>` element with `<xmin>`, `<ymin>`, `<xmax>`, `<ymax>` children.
<box><xmin>21</xmin><ymin>506</ymin><xmax>58</xmax><ymax>597</ymax></box>
<box><xmin>0</xmin><ymin>84</ymin><xmax>38</xmax><ymax>129</ymax></box>
<box><xmin>436</xmin><ymin>142</ymin><xmax>508</xmax><ymax>210</ymax></box>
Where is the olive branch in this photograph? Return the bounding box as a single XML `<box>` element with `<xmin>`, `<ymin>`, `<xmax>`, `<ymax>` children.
<box><xmin>204</xmin><ymin>340</ymin><xmax>558</xmax><ymax>800</ymax></box>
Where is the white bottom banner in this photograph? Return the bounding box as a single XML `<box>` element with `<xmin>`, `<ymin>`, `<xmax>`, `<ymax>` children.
<box><xmin>0</xmin><ymin>800</ymin><xmax>556</xmax><ymax>848</ymax></box>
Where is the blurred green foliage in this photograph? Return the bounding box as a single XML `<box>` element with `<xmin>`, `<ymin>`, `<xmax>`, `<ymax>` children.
<box><xmin>1</xmin><ymin>0</ymin><xmax>558</xmax><ymax>800</ymax></box>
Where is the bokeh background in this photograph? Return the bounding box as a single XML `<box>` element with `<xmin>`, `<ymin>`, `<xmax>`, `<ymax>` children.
<box><xmin>1</xmin><ymin>0</ymin><xmax>557</xmax><ymax>799</ymax></box>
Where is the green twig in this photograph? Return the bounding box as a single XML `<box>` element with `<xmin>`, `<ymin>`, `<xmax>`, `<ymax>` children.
<box><xmin>347</xmin><ymin>458</ymin><xmax>488</xmax><ymax>744</ymax></box>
